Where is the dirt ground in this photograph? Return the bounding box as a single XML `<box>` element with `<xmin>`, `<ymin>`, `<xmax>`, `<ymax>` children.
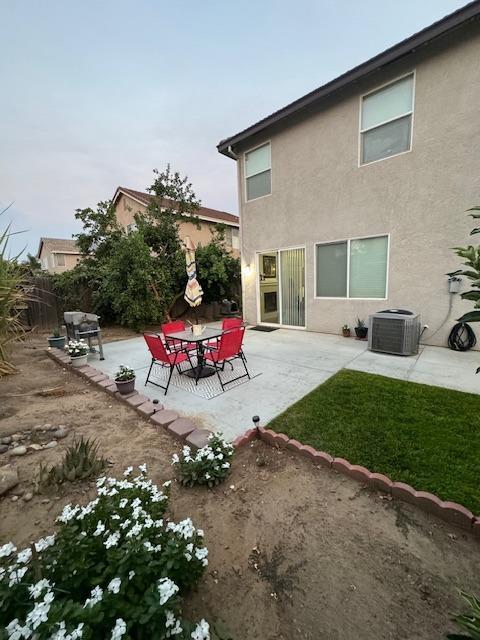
<box><xmin>0</xmin><ymin>335</ymin><xmax>479</xmax><ymax>640</ymax></box>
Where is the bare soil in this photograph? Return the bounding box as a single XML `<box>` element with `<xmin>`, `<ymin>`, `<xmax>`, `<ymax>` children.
<box><xmin>0</xmin><ymin>336</ymin><xmax>478</xmax><ymax>640</ymax></box>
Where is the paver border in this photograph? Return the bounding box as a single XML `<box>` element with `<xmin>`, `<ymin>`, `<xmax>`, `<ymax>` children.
<box><xmin>46</xmin><ymin>348</ymin><xmax>479</xmax><ymax>535</ymax></box>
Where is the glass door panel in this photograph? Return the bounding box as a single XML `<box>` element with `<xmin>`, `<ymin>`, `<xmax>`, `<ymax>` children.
<box><xmin>259</xmin><ymin>252</ymin><xmax>279</xmax><ymax>323</ymax></box>
<box><xmin>280</xmin><ymin>248</ymin><xmax>305</xmax><ymax>327</ymax></box>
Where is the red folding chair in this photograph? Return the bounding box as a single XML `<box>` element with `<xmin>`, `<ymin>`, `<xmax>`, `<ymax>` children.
<box><xmin>161</xmin><ymin>320</ymin><xmax>195</xmax><ymax>353</ymax></box>
<box><xmin>144</xmin><ymin>333</ymin><xmax>192</xmax><ymax>395</ymax></box>
<box><xmin>222</xmin><ymin>317</ymin><xmax>243</xmax><ymax>330</ymax></box>
<box><xmin>203</xmin><ymin>327</ymin><xmax>250</xmax><ymax>391</ymax></box>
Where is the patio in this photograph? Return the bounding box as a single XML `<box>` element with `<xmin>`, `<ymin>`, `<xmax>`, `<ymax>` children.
<box><xmin>91</xmin><ymin>324</ymin><xmax>480</xmax><ymax>441</ymax></box>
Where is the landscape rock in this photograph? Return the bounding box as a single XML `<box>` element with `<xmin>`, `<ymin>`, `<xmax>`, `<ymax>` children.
<box><xmin>11</xmin><ymin>495</ymin><xmax>19</xmax><ymax>502</ymax></box>
<box><xmin>0</xmin><ymin>466</ymin><xmax>19</xmax><ymax>496</ymax></box>
<box><xmin>23</xmin><ymin>492</ymin><xmax>33</xmax><ymax>502</ymax></box>
<box><xmin>28</xmin><ymin>444</ymin><xmax>43</xmax><ymax>451</ymax></box>
<box><xmin>0</xmin><ymin>445</ymin><xmax>9</xmax><ymax>454</ymax></box>
<box><xmin>0</xmin><ymin>436</ymin><xmax>12</xmax><ymax>445</ymax></box>
<box><xmin>34</xmin><ymin>425</ymin><xmax>45</xmax><ymax>432</ymax></box>
<box><xmin>53</xmin><ymin>428</ymin><xmax>69</xmax><ymax>439</ymax></box>
<box><xmin>44</xmin><ymin>441</ymin><xmax>58</xmax><ymax>449</ymax></box>
<box><xmin>11</xmin><ymin>434</ymin><xmax>23</xmax><ymax>441</ymax></box>
<box><xmin>10</xmin><ymin>446</ymin><xmax>27</xmax><ymax>456</ymax></box>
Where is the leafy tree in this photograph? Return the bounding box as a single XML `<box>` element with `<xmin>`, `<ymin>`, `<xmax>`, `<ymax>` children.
<box><xmin>452</xmin><ymin>207</ymin><xmax>480</xmax><ymax>324</ymax></box>
<box><xmin>74</xmin><ymin>200</ymin><xmax>122</xmax><ymax>259</ymax></box>
<box><xmin>196</xmin><ymin>226</ymin><xmax>240</xmax><ymax>304</ymax></box>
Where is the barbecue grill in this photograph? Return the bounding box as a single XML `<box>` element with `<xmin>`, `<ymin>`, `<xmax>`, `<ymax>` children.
<box><xmin>64</xmin><ymin>312</ymin><xmax>105</xmax><ymax>360</ymax></box>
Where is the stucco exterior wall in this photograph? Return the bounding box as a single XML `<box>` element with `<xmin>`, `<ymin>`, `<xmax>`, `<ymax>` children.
<box><xmin>237</xmin><ymin>26</ymin><xmax>480</xmax><ymax>347</ymax></box>
<box><xmin>39</xmin><ymin>248</ymin><xmax>82</xmax><ymax>274</ymax></box>
<box><xmin>114</xmin><ymin>194</ymin><xmax>239</xmax><ymax>256</ymax></box>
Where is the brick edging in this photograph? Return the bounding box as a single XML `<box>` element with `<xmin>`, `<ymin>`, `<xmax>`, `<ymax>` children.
<box><xmin>233</xmin><ymin>424</ymin><xmax>480</xmax><ymax>537</ymax></box>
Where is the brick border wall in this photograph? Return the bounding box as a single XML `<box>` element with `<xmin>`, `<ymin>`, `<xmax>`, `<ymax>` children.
<box><xmin>47</xmin><ymin>348</ymin><xmax>479</xmax><ymax>537</ymax></box>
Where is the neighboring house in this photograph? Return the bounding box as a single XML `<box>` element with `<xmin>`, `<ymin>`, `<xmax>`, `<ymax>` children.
<box><xmin>37</xmin><ymin>238</ymin><xmax>82</xmax><ymax>274</ymax></box>
<box><xmin>217</xmin><ymin>2</ymin><xmax>480</xmax><ymax>347</ymax></box>
<box><xmin>111</xmin><ymin>187</ymin><xmax>240</xmax><ymax>256</ymax></box>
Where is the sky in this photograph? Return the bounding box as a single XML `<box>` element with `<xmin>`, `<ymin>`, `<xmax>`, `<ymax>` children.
<box><xmin>0</xmin><ymin>0</ymin><xmax>468</xmax><ymax>256</ymax></box>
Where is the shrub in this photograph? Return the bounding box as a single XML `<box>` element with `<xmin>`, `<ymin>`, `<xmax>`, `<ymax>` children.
<box><xmin>114</xmin><ymin>365</ymin><xmax>135</xmax><ymax>382</ymax></box>
<box><xmin>64</xmin><ymin>339</ymin><xmax>89</xmax><ymax>357</ymax></box>
<box><xmin>447</xmin><ymin>591</ymin><xmax>480</xmax><ymax>639</ymax></box>
<box><xmin>0</xmin><ymin>466</ymin><xmax>211</xmax><ymax>639</ymax></box>
<box><xmin>172</xmin><ymin>434</ymin><xmax>234</xmax><ymax>488</ymax></box>
<box><xmin>37</xmin><ymin>437</ymin><xmax>107</xmax><ymax>486</ymax></box>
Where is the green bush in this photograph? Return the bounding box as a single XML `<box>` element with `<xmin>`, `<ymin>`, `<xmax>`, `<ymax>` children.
<box><xmin>0</xmin><ymin>466</ymin><xmax>210</xmax><ymax>639</ymax></box>
<box><xmin>172</xmin><ymin>434</ymin><xmax>234</xmax><ymax>488</ymax></box>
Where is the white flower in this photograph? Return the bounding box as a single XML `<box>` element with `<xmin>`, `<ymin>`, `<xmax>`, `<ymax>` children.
<box><xmin>205</xmin><ymin>473</ymin><xmax>211</xmax><ymax>480</ymax></box>
<box><xmin>105</xmin><ymin>532</ymin><xmax>121</xmax><ymax>549</ymax></box>
<box><xmin>0</xmin><ymin>542</ymin><xmax>16</xmax><ymax>558</ymax></box>
<box><xmin>28</xmin><ymin>578</ymin><xmax>52</xmax><ymax>599</ymax></box>
<box><xmin>17</xmin><ymin>548</ymin><xmax>32</xmax><ymax>564</ymax></box>
<box><xmin>163</xmin><ymin>480</ymin><xmax>172</xmax><ymax>488</ymax></box>
<box><xmin>108</xmin><ymin>577</ymin><xmax>122</xmax><ymax>594</ymax></box>
<box><xmin>195</xmin><ymin>547</ymin><xmax>209</xmax><ymax>566</ymax></box>
<box><xmin>111</xmin><ymin>618</ymin><xmax>127</xmax><ymax>640</ymax></box>
<box><xmin>171</xmin><ymin>453</ymin><xmax>179</xmax><ymax>464</ymax></box>
<box><xmin>96</xmin><ymin>476</ymin><xmax>106</xmax><ymax>487</ymax></box>
<box><xmin>125</xmin><ymin>523</ymin><xmax>143</xmax><ymax>538</ymax></box>
<box><xmin>123</xmin><ymin>466</ymin><xmax>133</xmax><ymax>476</ymax></box>
<box><xmin>5</xmin><ymin>619</ymin><xmax>27</xmax><ymax>640</ymax></box>
<box><xmin>93</xmin><ymin>521</ymin><xmax>106</xmax><ymax>537</ymax></box>
<box><xmin>26</xmin><ymin>599</ymin><xmax>51</xmax><ymax>630</ymax></box>
<box><xmin>119</xmin><ymin>498</ymin><xmax>128</xmax><ymax>508</ymax></box>
<box><xmin>84</xmin><ymin>585</ymin><xmax>103</xmax><ymax>608</ymax></box>
<box><xmin>191</xmin><ymin>618</ymin><xmax>210</xmax><ymax>640</ymax></box>
<box><xmin>221</xmin><ymin>462</ymin><xmax>230</xmax><ymax>469</ymax></box>
<box><xmin>166</xmin><ymin>610</ymin><xmax>183</xmax><ymax>635</ymax></box>
<box><xmin>157</xmin><ymin>577</ymin><xmax>179</xmax><ymax>605</ymax></box>
<box><xmin>8</xmin><ymin>566</ymin><xmax>28</xmax><ymax>586</ymax></box>
<box><xmin>57</xmin><ymin>503</ymin><xmax>80</xmax><ymax>524</ymax></box>
<box><xmin>128</xmin><ymin>570</ymin><xmax>135</xmax><ymax>580</ymax></box>
<box><xmin>139</xmin><ymin>463</ymin><xmax>147</xmax><ymax>473</ymax></box>
<box><xmin>50</xmin><ymin>621</ymin><xmax>85</xmax><ymax>639</ymax></box>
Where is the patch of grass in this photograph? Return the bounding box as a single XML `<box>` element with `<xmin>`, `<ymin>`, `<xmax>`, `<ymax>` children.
<box><xmin>269</xmin><ymin>369</ymin><xmax>480</xmax><ymax>514</ymax></box>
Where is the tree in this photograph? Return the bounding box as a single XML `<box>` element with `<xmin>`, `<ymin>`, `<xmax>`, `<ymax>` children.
<box><xmin>195</xmin><ymin>226</ymin><xmax>241</xmax><ymax>304</ymax></box>
<box><xmin>452</xmin><ymin>206</ymin><xmax>480</xmax><ymax>324</ymax></box>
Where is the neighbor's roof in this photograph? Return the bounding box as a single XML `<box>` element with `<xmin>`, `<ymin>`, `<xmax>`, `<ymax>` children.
<box><xmin>217</xmin><ymin>0</ymin><xmax>480</xmax><ymax>156</ymax></box>
<box><xmin>112</xmin><ymin>186</ymin><xmax>239</xmax><ymax>226</ymax></box>
<box><xmin>37</xmin><ymin>237</ymin><xmax>80</xmax><ymax>258</ymax></box>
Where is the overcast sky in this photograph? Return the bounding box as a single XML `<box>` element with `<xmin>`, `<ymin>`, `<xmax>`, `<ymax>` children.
<box><xmin>1</xmin><ymin>0</ymin><xmax>467</xmax><ymax>256</ymax></box>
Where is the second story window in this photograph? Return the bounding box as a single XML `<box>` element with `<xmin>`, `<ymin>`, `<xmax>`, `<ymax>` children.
<box><xmin>360</xmin><ymin>73</ymin><xmax>414</xmax><ymax>165</ymax></box>
<box><xmin>54</xmin><ymin>253</ymin><xmax>65</xmax><ymax>267</ymax></box>
<box><xmin>245</xmin><ymin>142</ymin><xmax>271</xmax><ymax>201</ymax></box>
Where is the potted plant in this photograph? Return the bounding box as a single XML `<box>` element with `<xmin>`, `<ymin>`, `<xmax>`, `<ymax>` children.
<box><xmin>65</xmin><ymin>339</ymin><xmax>89</xmax><ymax>367</ymax></box>
<box><xmin>48</xmin><ymin>327</ymin><xmax>66</xmax><ymax>349</ymax></box>
<box><xmin>354</xmin><ymin>318</ymin><xmax>368</xmax><ymax>340</ymax></box>
<box><xmin>114</xmin><ymin>365</ymin><xmax>136</xmax><ymax>395</ymax></box>
<box><xmin>342</xmin><ymin>324</ymin><xmax>351</xmax><ymax>338</ymax></box>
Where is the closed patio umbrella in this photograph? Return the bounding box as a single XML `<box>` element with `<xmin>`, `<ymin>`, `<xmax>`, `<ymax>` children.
<box><xmin>184</xmin><ymin>236</ymin><xmax>203</xmax><ymax>308</ymax></box>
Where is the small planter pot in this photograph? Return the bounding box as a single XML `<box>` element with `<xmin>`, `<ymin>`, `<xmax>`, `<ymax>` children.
<box><xmin>48</xmin><ymin>336</ymin><xmax>66</xmax><ymax>349</ymax></box>
<box><xmin>70</xmin><ymin>354</ymin><xmax>88</xmax><ymax>367</ymax></box>
<box><xmin>342</xmin><ymin>329</ymin><xmax>351</xmax><ymax>338</ymax></box>
<box><xmin>354</xmin><ymin>326</ymin><xmax>368</xmax><ymax>340</ymax></box>
<box><xmin>115</xmin><ymin>377</ymin><xmax>136</xmax><ymax>395</ymax></box>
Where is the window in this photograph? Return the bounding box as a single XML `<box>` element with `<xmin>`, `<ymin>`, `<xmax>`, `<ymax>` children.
<box><xmin>245</xmin><ymin>142</ymin><xmax>271</xmax><ymax>200</ymax></box>
<box><xmin>54</xmin><ymin>253</ymin><xmax>65</xmax><ymax>267</ymax></box>
<box><xmin>231</xmin><ymin>228</ymin><xmax>239</xmax><ymax>250</ymax></box>
<box><xmin>360</xmin><ymin>74</ymin><xmax>414</xmax><ymax>165</ymax></box>
<box><xmin>315</xmin><ymin>235</ymin><xmax>388</xmax><ymax>299</ymax></box>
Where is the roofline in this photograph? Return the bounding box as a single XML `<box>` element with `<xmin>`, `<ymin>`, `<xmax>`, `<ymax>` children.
<box><xmin>112</xmin><ymin>187</ymin><xmax>239</xmax><ymax>226</ymax></box>
<box><xmin>217</xmin><ymin>0</ymin><xmax>480</xmax><ymax>156</ymax></box>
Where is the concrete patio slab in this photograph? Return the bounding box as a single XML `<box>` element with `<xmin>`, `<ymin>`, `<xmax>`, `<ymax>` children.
<box><xmin>90</xmin><ymin>326</ymin><xmax>480</xmax><ymax>441</ymax></box>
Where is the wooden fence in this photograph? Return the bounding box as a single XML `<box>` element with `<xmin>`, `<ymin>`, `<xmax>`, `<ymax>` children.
<box><xmin>23</xmin><ymin>276</ymin><xmax>62</xmax><ymax>330</ymax></box>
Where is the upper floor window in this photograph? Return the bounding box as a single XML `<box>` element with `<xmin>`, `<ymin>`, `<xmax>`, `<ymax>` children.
<box><xmin>53</xmin><ymin>253</ymin><xmax>65</xmax><ymax>267</ymax></box>
<box><xmin>360</xmin><ymin>74</ymin><xmax>414</xmax><ymax>165</ymax></box>
<box><xmin>245</xmin><ymin>142</ymin><xmax>271</xmax><ymax>201</ymax></box>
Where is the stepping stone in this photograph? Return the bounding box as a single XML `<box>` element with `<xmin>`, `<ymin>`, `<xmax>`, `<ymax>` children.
<box><xmin>186</xmin><ymin>429</ymin><xmax>213</xmax><ymax>449</ymax></box>
<box><xmin>151</xmin><ymin>410</ymin><xmax>179</xmax><ymax>428</ymax></box>
<box><xmin>167</xmin><ymin>418</ymin><xmax>197</xmax><ymax>440</ymax></box>
<box><xmin>125</xmin><ymin>394</ymin><xmax>149</xmax><ymax>407</ymax></box>
<box><xmin>97</xmin><ymin>378</ymin><xmax>114</xmax><ymax>388</ymax></box>
<box><xmin>136</xmin><ymin>402</ymin><xmax>158</xmax><ymax>417</ymax></box>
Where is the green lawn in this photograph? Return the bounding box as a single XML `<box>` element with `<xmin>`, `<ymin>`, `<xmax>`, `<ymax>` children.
<box><xmin>269</xmin><ymin>369</ymin><xmax>480</xmax><ymax>514</ymax></box>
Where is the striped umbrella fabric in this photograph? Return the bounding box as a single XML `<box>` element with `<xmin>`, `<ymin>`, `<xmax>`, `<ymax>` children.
<box><xmin>184</xmin><ymin>236</ymin><xmax>203</xmax><ymax>308</ymax></box>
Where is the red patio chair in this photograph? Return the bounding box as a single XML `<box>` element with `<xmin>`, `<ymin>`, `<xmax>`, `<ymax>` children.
<box><xmin>144</xmin><ymin>333</ymin><xmax>192</xmax><ymax>395</ymax></box>
<box><xmin>161</xmin><ymin>320</ymin><xmax>196</xmax><ymax>353</ymax></box>
<box><xmin>203</xmin><ymin>327</ymin><xmax>250</xmax><ymax>391</ymax></box>
<box><xmin>206</xmin><ymin>317</ymin><xmax>247</xmax><ymax>362</ymax></box>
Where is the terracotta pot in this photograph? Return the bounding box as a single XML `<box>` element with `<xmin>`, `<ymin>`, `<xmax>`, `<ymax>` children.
<box><xmin>342</xmin><ymin>329</ymin><xmax>351</xmax><ymax>338</ymax></box>
<box><xmin>70</xmin><ymin>354</ymin><xmax>88</xmax><ymax>367</ymax></box>
<box><xmin>115</xmin><ymin>378</ymin><xmax>136</xmax><ymax>395</ymax></box>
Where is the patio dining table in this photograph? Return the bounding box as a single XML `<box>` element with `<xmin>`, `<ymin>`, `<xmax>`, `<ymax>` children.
<box><xmin>163</xmin><ymin>327</ymin><xmax>223</xmax><ymax>379</ymax></box>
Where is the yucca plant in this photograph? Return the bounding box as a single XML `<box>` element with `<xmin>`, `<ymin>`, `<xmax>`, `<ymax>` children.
<box><xmin>447</xmin><ymin>591</ymin><xmax>480</xmax><ymax>639</ymax></box>
<box><xmin>38</xmin><ymin>437</ymin><xmax>107</xmax><ymax>486</ymax></box>
<box><xmin>0</xmin><ymin>205</ymin><xmax>28</xmax><ymax>376</ymax></box>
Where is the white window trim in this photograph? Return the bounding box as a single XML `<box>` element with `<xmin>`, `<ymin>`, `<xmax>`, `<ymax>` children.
<box><xmin>358</xmin><ymin>71</ymin><xmax>416</xmax><ymax>168</ymax></box>
<box><xmin>244</xmin><ymin>140</ymin><xmax>272</xmax><ymax>203</ymax></box>
<box><xmin>314</xmin><ymin>233</ymin><xmax>390</xmax><ymax>300</ymax></box>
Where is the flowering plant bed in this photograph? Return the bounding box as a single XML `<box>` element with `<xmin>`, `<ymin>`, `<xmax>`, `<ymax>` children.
<box><xmin>114</xmin><ymin>365</ymin><xmax>136</xmax><ymax>382</ymax></box>
<box><xmin>172</xmin><ymin>434</ymin><xmax>234</xmax><ymax>488</ymax></box>
<box><xmin>64</xmin><ymin>339</ymin><xmax>89</xmax><ymax>358</ymax></box>
<box><xmin>0</xmin><ymin>466</ymin><xmax>211</xmax><ymax>639</ymax></box>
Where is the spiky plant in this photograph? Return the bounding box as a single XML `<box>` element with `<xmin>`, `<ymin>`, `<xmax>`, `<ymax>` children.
<box><xmin>38</xmin><ymin>437</ymin><xmax>107</xmax><ymax>486</ymax></box>
<box><xmin>0</xmin><ymin>205</ymin><xmax>28</xmax><ymax>376</ymax></box>
<box><xmin>447</xmin><ymin>591</ymin><xmax>480</xmax><ymax>639</ymax></box>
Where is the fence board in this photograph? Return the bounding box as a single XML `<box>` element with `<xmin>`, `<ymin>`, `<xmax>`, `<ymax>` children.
<box><xmin>25</xmin><ymin>276</ymin><xmax>62</xmax><ymax>330</ymax></box>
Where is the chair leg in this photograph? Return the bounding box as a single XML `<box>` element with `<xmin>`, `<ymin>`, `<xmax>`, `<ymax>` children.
<box><xmin>165</xmin><ymin>365</ymin><xmax>175</xmax><ymax>395</ymax></box>
<box><xmin>242</xmin><ymin>356</ymin><xmax>251</xmax><ymax>379</ymax></box>
<box><xmin>145</xmin><ymin>359</ymin><xmax>154</xmax><ymax>386</ymax></box>
<box><xmin>214</xmin><ymin>361</ymin><xmax>225</xmax><ymax>391</ymax></box>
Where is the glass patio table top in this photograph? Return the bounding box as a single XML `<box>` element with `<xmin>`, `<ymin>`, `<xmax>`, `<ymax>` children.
<box><xmin>163</xmin><ymin>327</ymin><xmax>223</xmax><ymax>343</ymax></box>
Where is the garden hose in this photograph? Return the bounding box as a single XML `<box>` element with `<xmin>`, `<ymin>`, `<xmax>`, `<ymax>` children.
<box><xmin>447</xmin><ymin>322</ymin><xmax>476</xmax><ymax>351</ymax></box>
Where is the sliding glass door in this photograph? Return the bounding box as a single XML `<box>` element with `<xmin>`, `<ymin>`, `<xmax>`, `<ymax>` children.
<box><xmin>258</xmin><ymin>248</ymin><xmax>305</xmax><ymax>327</ymax></box>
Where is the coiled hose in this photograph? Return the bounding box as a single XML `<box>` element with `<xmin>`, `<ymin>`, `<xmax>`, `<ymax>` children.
<box><xmin>448</xmin><ymin>322</ymin><xmax>477</xmax><ymax>351</ymax></box>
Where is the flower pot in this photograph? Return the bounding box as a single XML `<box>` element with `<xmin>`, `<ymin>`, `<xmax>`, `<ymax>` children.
<box><xmin>48</xmin><ymin>336</ymin><xmax>66</xmax><ymax>349</ymax></box>
<box><xmin>70</xmin><ymin>354</ymin><xmax>88</xmax><ymax>367</ymax></box>
<box><xmin>115</xmin><ymin>378</ymin><xmax>136</xmax><ymax>395</ymax></box>
<box><xmin>342</xmin><ymin>329</ymin><xmax>351</xmax><ymax>338</ymax></box>
<box><xmin>355</xmin><ymin>326</ymin><xmax>368</xmax><ymax>340</ymax></box>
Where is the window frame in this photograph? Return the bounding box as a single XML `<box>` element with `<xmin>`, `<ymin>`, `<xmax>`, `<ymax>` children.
<box><xmin>358</xmin><ymin>71</ymin><xmax>415</xmax><ymax>167</ymax></box>
<box><xmin>53</xmin><ymin>253</ymin><xmax>66</xmax><ymax>267</ymax></box>
<box><xmin>314</xmin><ymin>233</ymin><xmax>390</xmax><ymax>300</ymax></box>
<box><xmin>244</xmin><ymin>141</ymin><xmax>272</xmax><ymax>202</ymax></box>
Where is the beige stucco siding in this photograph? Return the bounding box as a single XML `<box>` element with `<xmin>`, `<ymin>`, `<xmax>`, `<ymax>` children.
<box><xmin>39</xmin><ymin>248</ymin><xmax>82</xmax><ymax>274</ymax></box>
<box><xmin>238</xmin><ymin>26</ymin><xmax>480</xmax><ymax>347</ymax></box>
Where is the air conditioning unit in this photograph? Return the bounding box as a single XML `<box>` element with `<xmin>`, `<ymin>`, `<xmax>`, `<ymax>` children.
<box><xmin>369</xmin><ymin>309</ymin><xmax>421</xmax><ymax>356</ymax></box>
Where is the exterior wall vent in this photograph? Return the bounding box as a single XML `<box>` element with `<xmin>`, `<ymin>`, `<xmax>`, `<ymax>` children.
<box><xmin>368</xmin><ymin>309</ymin><xmax>421</xmax><ymax>356</ymax></box>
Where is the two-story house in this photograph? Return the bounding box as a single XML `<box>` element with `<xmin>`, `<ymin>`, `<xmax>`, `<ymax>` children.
<box><xmin>37</xmin><ymin>238</ymin><xmax>82</xmax><ymax>274</ymax></box>
<box><xmin>112</xmin><ymin>187</ymin><xmax>240</xmax><ymax>256</ymax></box>
<box><xmin>217</xmin><ymin>2</ymin><xmax>480</xmax><ymax>346</ymax></box>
